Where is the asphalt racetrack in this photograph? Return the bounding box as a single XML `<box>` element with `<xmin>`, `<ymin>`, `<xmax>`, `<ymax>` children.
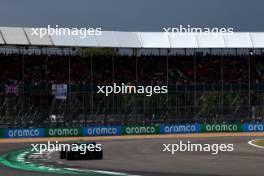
<box><xmin>0</xmin><ymin>134</ymin><xmax>264</xmax><ymax>176</ymax></box>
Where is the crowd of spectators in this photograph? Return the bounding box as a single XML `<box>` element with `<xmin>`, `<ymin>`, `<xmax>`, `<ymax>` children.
<box><xmin>1</xmin><ymin>53</ymin><xmax>264</xmax><ymax>85</ymax></box>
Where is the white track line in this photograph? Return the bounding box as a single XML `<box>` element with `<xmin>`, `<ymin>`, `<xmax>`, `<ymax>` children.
<box><xmin>248</xmin><ymin>139</ymin><xmax>264</xmax><ymax>149</ymax></box>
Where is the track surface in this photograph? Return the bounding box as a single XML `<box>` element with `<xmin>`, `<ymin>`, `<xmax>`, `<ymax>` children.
<box><xmin>0</xmin><ymin>135</ymin><xmax>264</xmax><ymax>176</ymax></box>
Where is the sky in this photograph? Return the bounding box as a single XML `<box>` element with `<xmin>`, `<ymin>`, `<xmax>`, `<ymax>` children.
<box><xmin>0</xmin><ymin>0</ymin><xmax>263</xmax><ymax>32</ymax></box>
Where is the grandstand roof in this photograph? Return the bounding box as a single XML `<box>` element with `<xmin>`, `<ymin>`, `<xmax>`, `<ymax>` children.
<box><xmin>0</xmin><ymin>27</ymin><xmax>264</xmax><ymax>49</ymax></box>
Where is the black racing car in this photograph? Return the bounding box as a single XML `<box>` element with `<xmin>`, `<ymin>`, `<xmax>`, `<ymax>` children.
<box><xmin>60</xmin><ymin>141</ymin><xmax>103</xmax><ymax>160</ymax></box>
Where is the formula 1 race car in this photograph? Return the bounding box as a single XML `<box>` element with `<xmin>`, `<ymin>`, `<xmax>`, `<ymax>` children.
<box><xmin>60</xmin><ymin>141</ymin><xmax>103</xmax><ymax>160</ymax></box>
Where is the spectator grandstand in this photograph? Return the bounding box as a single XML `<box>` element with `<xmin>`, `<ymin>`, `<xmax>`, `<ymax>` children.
<box><xmin>0</xmin><ymin>28</ymin><xmax>264</xmax><ymax>127</ymax></box>
<box><xmin>1</xmin><ymin>51</ymin><xmax>264</xmax><ymax>127</ymax></box>
<box><xmin>1</xmin><ymin>53</ymin><xmax>264</xmax><ymax>85</ymax></box>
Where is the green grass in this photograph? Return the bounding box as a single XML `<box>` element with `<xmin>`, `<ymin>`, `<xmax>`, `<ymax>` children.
<box><xmin>252</xmin><ymin>139</ymin><xmax>264</xmax><ymax>147</ymax></box>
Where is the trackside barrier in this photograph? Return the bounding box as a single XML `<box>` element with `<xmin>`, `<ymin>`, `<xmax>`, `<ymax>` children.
<box><xmin>243</xmin><ymin>123</ymin><xmax>264</xmax><ymax>132</ymax></box>
<box><xmin>83</xmin><ymin>126</ymin><xmax>121</xmax><ymax>136</ymax></box>
<box><xmin>122</xmin><ymin>125</ymin><xmax>160</xmax><ymax>135</ymax></box>
<box><xmin>201</xmin><ymin>124</ymin><xmax>243</xmax><ymax>132</ymax></box>
<box><xmin>0</xmin><ymin>129</ymin><xmax>3</xmax><ymax>138</ymax></box>
<box><xmin>45</xmin><ymin>128</ymin><xmax>82</xmax><ymax>137</ymax></box>
<box><xmin>160</xmin><ymin>124</ymin><xmax>200</xmax><ymax>134</ymax></box>
<box><xmin>0</xmin><ymin>123</ymin><xmax>263</xmax><ymax>139</ymax></box>
<box><xmin>3</xmin><ymin>128</ymin><xmax>45</xmax><ymax>138</ymax></box>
